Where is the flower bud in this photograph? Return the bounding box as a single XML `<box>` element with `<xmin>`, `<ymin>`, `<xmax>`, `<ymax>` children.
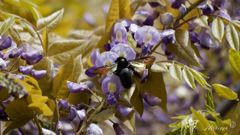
<box><xmin>87</xmin><ymin>123</ymin><xmax>103</xmax><ymax>135</ymax></box>
<box><xmin>149</xmin><ymin>2</ymin><xmax>160</xmax><ymax>8</ymax></box>
<box><xmin>18</xmin><ymin>65</ymin><xmax>33</xmax><ymax>74</ymax></box>
<box><xmin>57</xmin><ymin>120</ymin><xmax>63</xmax><ymax>131</ymax></box>
<box><xmin>21</xmin><ymin>49</ymin><xmax>40</xmax><ymax>60</ymax></box>
<box><xmin>190</xmin><ymin>33</ymin><xmax>200</xmax><ymax>43</ymax></box>
<box><xmin>85</xmin><ymin>66</ymin><xmax>97</xmax><ymax>77</ymax></box>
<box><xmin>160</xmin><ymin>12</ymin><xmax>174</xmax><ymax>25</ymax></box>
<box><xmin>0</xmin><ymin>58</ymin><xmax>6</xmax><ymax>69</ymax></box>
<box><xmin>69</xmin><ymin>106</ymin><xmax>77</xmax><ymax>121</ymax></box>
<box><xmin>10</xmin><ymin>47</ymin><xmax>23</xmax><ymax>58</ymax></box>
<box><xmin>84</xmin><ymin>81</ymin><xmax>95</xmax><ymax>89</ymax></box>
<box><xmin>179</xmin><ymin>4</ymin><xmax>186</xmax><ymax>15</ymax></box>
<box><xmin>12</xmin><ymin>74</ymin><xmax>25</xmax><ymax>81</ymax></box>
<box><xmin>30</xmin><ymin>69</ymin><xmax>46</xmax><ymax>79</ymax></box>
<box><xmin>170</xmin><ymin>0</ymin><xmax>186</xmax><ymax>9</ymax></box>
<box><xmin>59</xmin><ymin>99</ymin><xmax>69</xmax><ymax>109</ymax></box>
<box><xmin>141</xmin><ymin>69</ymin><xmax>148</xmax><ymax>83</ymax></box>
<box><xmin>67</xmin><ymin>81</ymin><xmax>88</xmax><ymax>93</ymax></box>
<box><xmin>107</xmin><ymin>93</ymin><xmax>117</xmax><ymax>105</ymax></box>
<box><xmin>84</xmin><ymin>12</ymin><xmax>96</xmax><ymax>26</ymax></box>
<box><xmin>75</xmin><ymin>103</ymin><xmax>85</xmax><ymax>110</ymax></box>
<box><xmin>77</xmin><ymin>109</ymin><xmax>86</xmax><ymax>120</ymax></box>
<box><xmin>116</xmin><ymin>105</ymin><xmax>132</xmax><ymax>117</ymax></box>
<box><xmin>0</xmin><ymin>36</ymin><xmax>12</xmax><ymax>49</ymax></box>
<box><xmin>197</xmin><ymin>2</ymin><xmax>214</xmax><ymax>15</ymax></box>
<box><xmin>142</xmin><ymin>91</ymin><xmax>161</xmax><ymax>106</ymax></box>
<box><xmin>142</xmin><ymin>45</ymin><xmax>151</xmax><ymax>55</ymax></box>
<box><xmin>113</xmin><ymin>124</ymin><xmax>126</xmax><ymax>135</ymax></box>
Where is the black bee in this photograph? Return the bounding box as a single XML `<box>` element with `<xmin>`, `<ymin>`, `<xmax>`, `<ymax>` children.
<box><xmin>91</xmin><ymin>56</ymin><xmax>156</xmax><ymax>89</ymax></box>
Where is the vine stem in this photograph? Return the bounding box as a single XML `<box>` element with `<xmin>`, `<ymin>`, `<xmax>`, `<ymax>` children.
<box><xmin>71</xmin><ymin>121</ymin><xmax>77</xmax><ymax>135</ymax></box>
<box><xmin>54</xmin><ymin>99</ymin><xmax>60</xmax><ymax>131</ymax></box>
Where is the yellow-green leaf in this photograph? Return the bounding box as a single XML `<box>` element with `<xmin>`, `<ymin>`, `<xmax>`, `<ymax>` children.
<box><xmin>131</xmin><ymin>0</ymin><xmax>166</xmax><ymax>6</ymax></box>
<box><xmin>42</xmin><ymin>26</ymin><xmax>49</xmax><ymax>55</ymax></box>
<box><xmin>191</xmin><ymin>107</ymin><xmax>217</xmax><ymax>135</ymax></box>
<box><xmin>82</xmin><ymin>35</ymin><xmax>101</xmax><ymax>58</ymax></box>
<box><xmin>0</xmin><ymin>88</ymin><xmax>10</xmax><ymax>103</ymax></box>
<box><xmin>169</xmin><ymin>63</ymin><xmax>182</xmax><ymax>81</ymax></box>
<box><xmin>151</xmin><ymin>62</ymin><xmax>169</xmax><ymax>72</ymax></box>
<box><xmin>51</xmin><ymin>53</ymin><xmax>74</xmax><ymax>100</ymax></box>
<box><xmin>92</xmin><ymin>108</ymin><xmax>116</xmax><ymax>122</ymax></box>
<box><xmin>166</xmin><ymin>29</ymin><xmax>203</xmax><ymax>69</ymax></box>
<box><xmin>131</xmin><ymin>76</ymin><xmax>144</xmax><ymax>116</ymax></box>
<box><xmin>23</xmin><ymin>75</ymin><xmax>42</xmax><ymax>95</ymax></box>
<box><xmin>120</xmin><ymin>83</ymin><xmax>136</xmax><ymax>102</ymax></box>
<box><xmin>5</xmin><ymin>99</ymin><xmax>32</xmax><ymax>120</ymax></box>
<box><xmin>226</xmin><ymin>23</ymin><xmax>239</xmax><ymax>51</ymax></box>
<box><xmin>212</xmin><ymin>17</ymin><xmax>224</xmax><ymax>42</ymax></box>
<box><xmin>212</xmin><ymin>84</ymin><xmax>238</xmax><ymax>100</ymax></box>
<box><xmin>36</xmin><ymin>8</ymin><xmax>64</xmax><ymax>33</ymax></box>
<box><xmin>228</xmin><ymin>102</ymin><xmax>240</xmax><ymax>135</ymax></box>
<box><xmin>72</xmin><ymin>55</ymin><xmax>83</xmax><ymax>83</ymax></box>
<box><xmin>193</xmin><ymin>15</ymin><xmax>209</xmax><ymax>28</ymax></box>
<box><xmin>20</xmin><ymin>0</ymin><xmax>41</xmax><ymax>21</ymax></box>
<box><xmin>47</xmin><ymin>40</ymin><xmax>89</xmax><ymax>66</ymax></box>
<box><xmin>3</xmin><ymin>114</ymin><xmax>34</xmax><ymax>135</ymax></box>
<box><xmin>115</xmin><ymin>110</ymin><xmax>136</xmax><ymax>133</ymax></box>
<box><xmin>229</xmin><ymin>48</ymin><xmax>240</xmax><ymax>73</ymax></box>
<box><xmin>232</xmin><ymin>20</ymin><xmax>240</xmax><ymax>33</ymax></box>
<box><xmin>67</xmin><ymin>92</ymin><xmax>90</xmax><ymax>105</ymax></box>
<box><xmin>28</xmin><ymin>102</ymin><xmax>53</xmax><ymax>116</ymax></box>
<box><xmin>141</xmin><ymin>70</ymin><xmax>167</xmax><ymax>112</ymax></box>
<box><xmin>0</xmin><ymin>17</ymin><xmax>15</xmax><ymax>35</ymax></box>
<box><xmin>19</xmin><ymin>19</ymin><xmax>37</xmax><ymax>37</ymax></box>
<box><xmin>182</xmin><ymin>67</ymin><xmax>198</xmax><ymax>92</ymax></box>
<box><xmin>189</xmin><ymin>68</ymin><xmax>210</xmax><ymax>90</ymax></box>
<box><xmin>26</xmin><ymin>95</ymin><xmax>48</xmax><ymax>104</ymax></box>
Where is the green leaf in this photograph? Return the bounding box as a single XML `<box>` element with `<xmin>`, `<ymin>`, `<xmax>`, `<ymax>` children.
<box><xmin>67</xmin><ymin>92</ymin><xmax>90</xmax><ymax>105</ymax></box>
<box><xmin>205</xmin><ymin>90</ymin><xmax>214</xmax><ymax>110</ymax></box>
<box><xmin>5</xmin><ymin>99</ymin><xmax>32</xmax><ymax>120</ymax></box>
<box><xmin>191</xmin><ymin>43</ymin><xmax>203</xmax><ymax>60</ymax></box>
<box><xmin>141</xmin><ymin>70</ymin><xmax>167</xmax><ymax>112</ymax></box>
<box><xmin>212</xmin><ymin>84</ymin><xmax>238</xmax><ymax>100</ymax></box>
<box><xmin>115</xmin><ymin>110</ymin><xmax>136</xmax><ymax>133</ymax></box>
<box><xmin>0</xmin><ymin>17</ymin><xmax>15</xmax><ymax>35</ymax></box>
<box><xmin>151</xmin><ymin>62</ymin><xmax>169</xmax><ymax>72</ymax></box>
<box><xmin>169</xmin><ymin>63</ymin><xmax>182</xmax><ymax>81</ymax></box>
<box><xmin>19</xmin><ymin>19</ymin><xmax>37</xmax><ymax>37</ymax></box>
<box><xmin>36</xmin><ymin>8</ymin><xmax>64</xmax><ymax>33</ymax></box>
<box><xmin>212</xmin><ymin>17</ymin><xmax>224</xmax><ymax>42</ymax></box>
<box><xmin>229</xmin><ymin>48</ymin><xmax>240</xmax><ymax>73</ymax></box>
<box><xmin>51</xmin><ymin>53</ymin><xmax>74</xmax><ymax>99</ymax></box>
<box><xmin>182</xmin><ymin>67</ymin><xmax>198</xmax><ymax>92</ymax></box>
<box><xmin>193</xmin><ymin>15</ymin><xmax>209</xmax><ymax>28</ymax></box>
<box><xmin>28</xmin><ymin>102</ymin><xmax>53</xmax><ymax>116</ymax></box>
<box><xmin>47</xmin><ymin>40</ymin><xmax>89</xmax><ymax>66</ymax></box>
<box><xmin>189</xmin><ymin>68</ymin><xmax>210</xmax><ymax>90</ymax></box>
<box><xmin>72</xmin><ymin>55</ymin><xmax>83</xmax><ymax>82</ymax></box>
<box><xmin>228</xmin><ymin>102</ymin><xmax>240</xmax><ymax>135</ymax></box>
<box><xmin>0</xmin><ymin>88</ymin><xmax>10</xmax><ymax>103</ymax></box>
<box><xmin>120</xmin><ymin>83</ymin><xmax>136</xmax><ymax>102</ymax></box>
<box><xmin>92</xmin><ymin>108</ymin><xmax>116</xmax><ymax>122</ymax></box>
<box><xmin>26</xmin><ymin>95</ymin><xmax>48</xmax><ymax>104</ymax></box>
<box><xmin>82</xmin><ymin>35</ymin><xmax>101</xmax><ymax>58</ymax></box>
<box><xmin>166</xmin><ymin>29</ymin><xmax>203</xmax><ymax>69</ymax></box>
<box><xmin>3</xmin><ymin>114</ymin><xmax>34</xmax><ymax>135</ymax></box>
<box><xmin>32</xmin><ymin>57</ymin><xmax>52</xmax><ymax>96</ymax></box>
<box><xmin>226</xmin><ymin>23</ymin><xmax>239</xmax><ymax>51</ymax></box>
<box><xmin>191</xmin><ymin>107</ymin><xmax>217</xmax><ymax>135</ymax></box>
<box><xmin>106</xmin><ymin>0</ymin><xmax>134</xmax><ymax>30</ymax></box>
<box><xmin>131</xmin><ymin>0</ymin><xmax>166</xmax><ymax>6</ymax></box>
<box><xmin>232</xmin><ymin>20</ymin><xmax>240</xmax><ymax>33</ymax></box>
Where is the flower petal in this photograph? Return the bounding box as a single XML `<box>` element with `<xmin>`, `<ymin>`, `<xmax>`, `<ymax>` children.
<box><xmin>95</xmin><ymin>52</ymin><xmax>118</xmax><ymax>67</ymax></box>
<box><xmin>110</xmin><ymin>43</ymin><xmax>136</xmax><ymax>60</ymax></box>
<box><xmin>111</xmin><ymin>23</ymin><xmax>127</xmax><ymax>43</ymax></box>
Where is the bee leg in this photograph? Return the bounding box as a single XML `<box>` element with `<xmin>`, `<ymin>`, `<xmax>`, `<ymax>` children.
<box><xmin>128</xmin><ymin>66</ymin><xmax>141</xmax><ymax>78</ymax></box>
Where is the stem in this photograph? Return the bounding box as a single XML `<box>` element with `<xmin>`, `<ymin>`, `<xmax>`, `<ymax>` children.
<box><xmin>77</xmin><ymin>120</ymin><xmax>83</xmax><ymax>132</ymax></box>
<box><xmin>109</xmin><ymin>119</ymin><xmax>115</xmax><ymax>124</ymax></box>
<box><xmin>84</xmin><ymin>103</ymin><xmax>96</xmax><ymax>110</ymax></box>
<box><xmin>88</xmin><ymin>88</ymin><xmax>101</xmax><ymax>104</ymax></box>
<box><xmin>9</xmin><ymin>57</ymin><xmax>20</xmax><ymax>71</ymax></box>
<box><xmin>76</xmin><ymin>101</ymin><xmax>105</xmax><ymax>135</ymax></box>
<box><xmin>54</xmin><ymin>99</ymin><xmax>60</xmax><ymax>132</ymax></box>
<box><xmin>153</xmin><ymin>51</ymin><xmax>167</xmax><ymax>57</ymax></box>
<box><xmin>71</xmin><ymin>121</ymin><xmax>77</xmax><ymax>135</ymax></box>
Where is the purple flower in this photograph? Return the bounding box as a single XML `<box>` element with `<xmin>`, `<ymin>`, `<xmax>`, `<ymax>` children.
<box><xmin>90</xmin><ymin>49</ymin><xmax>100</xmax><ymax>66</ymax></box>
<box><xmin>169</xmin><ymin>0</ymin><xmax>186</xmax><ymax>9</ymax></box>
<box><xmin>197</xmin><ymin>2</ymin><xmax>214</xmax><ymax>15</ymax></box>
<box><xmin>107</xmin><ymin>93</ymin><xmax>117</xmax><ymax>105</ymax></box>
<box><xmin>84</xmin><ymin>12</ymin><xmax>95</xmax><ymax>26</ymax></box>
<box><xmin>104</xmin><ymin>42</ymin><xmax>119</xmax><ymax>51</ymax></box>
<box><xmin>141</xmin><ymin>69</ymin><xmax>148</xmax><ymax>83</ymax></box>
<box><xmin>57</xmin><ymin>120</ymin><xmax>63</xmax><ymax>131</ymax></box>
<box><xmin>102</xmin><ymin>3</ymin><xmax>110</xmax><ymax>15</ymax></box>
<box><xmin>59</xmin><ymin>99</ymin><xmax>69</xmax><ymax>109</ymax></box>
<box><xmin>142</xmin><ymin>44</ymin><xmax>151</xmax><ymax>55</ymax></box>
<box><xmin>0</xmin><ymin>107</ymin><xmax>8</xmax><ymax>120</ymax></box>
<box><xmin>0</xmin><ymin>58</ymin><xmax>6</xmax><ymax>69</ymax></box>
<box><xmin>160</xmin><ymin>12</ymin><xmax>174</xmax><ymax>25</ymax></box>
<box><xmin>18</xmin><ymin>42</ymin><xmax>34</xmax><ymax>53</ymax></box>
<box><xmin>10</xmin><ymin>47</ymin><xmax>23</xmax><ymax>58</ymax></box>
<box><xmin>111</xmin><ymin>23</ymin><xmax>127</xmax><ymax>44</ymax></box>
<box><xmin>218</xmin><ymin>9</ymin><xmax>231</xmax><ymax>20</ymax></box>
<box><xmin>95</xmin><ymin>52</ymin><xmax>119</xmax><ymax>67</ymax></box>
<box><xmin>28</xmin><ymin>55</ymin><xmax>44</xmax><ymax>65</ymax></box>
<box><xmin>87</xmin><ymin>123</ymin><xmax>103</xmax><ymax>135</ymax></box>
<box><xmin>149</xmin><ymin>2</ymin><xmax>160</xmax><ymax>8</ymax></box>
<box><xmin>116</xmin><ymin>19</ymin><xmax>135</xmax><ymax>29</ymax></box>
<box><xmin>85</xmin><ymin>66</ymin><xmax>97</xmax><ymax>77</ymax></box>
<box><xmin>2</xmin><ymin>41</ymin><xmax>17</xmax><ymax>59</ymax></box>
<box><xmin>21</xmin><ymin>49</ymin><xmax>40</xmax><ymax>60</ymax></box>
<box><xmin>12</xmin><ymin>74</ymin><xmax>25</xmax><ymax>81</ymax></box>
<box><xmin>18</xmin><ymin>65</ymin><xmax>33</xmax><ymax>74</ymax></box>
<box><xmin>214</xmin><ymin>0</ymin><xmax>227</xmax><ymax>10</ymax></box>
<box><xmin>69</xmin><ymin>106</ymin><xmax>77</xmax><ymax>121</ymax></box>
<box><xmin>143</xmin><ymin>11</ymin><xmax>159</xmax><ymax>26</ymax></box>
<box><xmin>190</xmin><ymin>32</ymin><xmax>200</xmax><ymax>43</ymax></box>
<box><xmin>102</xmin><ymin>74</ymin><xmax>123</xmax><ymax>95</ymax></box>
<box><xmin>142</xmin><ymin>91</ymin><xmax>161</xmax><ymax>106</ymax></box>
<box><xmin>116</xmin><ymin>105</ymin><xmax>132</xmax><ymax>117</ymax></box>
<box><xmin>0</xmin><ymin>36</ymin><xmax>12</xmax><ymax>49</ymax></box>
<box><xmin>129</xmin><ymin>24</ymin><xmax>140</xmax><ymax>35</ymax></box>
<box><xmin>179</xmin><ymin>4</ymin><xmax>187</xmax><ymax>15</ymax></box>
<box><xmin>113</xmin><ymin>124</ymin><xmax>126</xmax><ymax>135</ymax></box>
<box><xmin>188</xmin><ymin>20</ymin><xmax>197</xmax><ymax>32</ymax></box>
<box><xmin>135</xmin><ymin>26</ymin><xmax>160</xmax><ymax>46</ymax></box>
<box><xmin>198</xmin><ymin>33</ymin><xmax>219</xmax><ymax>49</ymax></box>
<box><xmin>110</xmin><ymin>43</ymin><xmax>136</xmax><ymax>60</ymax></box>
<box><xmin>67</xmin><ymin>81</ymin><xmax>88</xmax><ymax>93</ymax></box>
<box><xmin>31</xmin><ymin>69</ymin><xmax>46</xmax><ymax>79</ymax></box>
<box><xmin>77</xmin><ymin>109</ymin><xmax>86</xmax><ymax>120</ymax></box>
<box><xmin>160</xmin><ymin>29</ymin><xmax>176</xmax><ymax>45</ymax></box>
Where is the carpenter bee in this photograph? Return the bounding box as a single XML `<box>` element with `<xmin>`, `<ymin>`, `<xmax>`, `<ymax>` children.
<box><xmin>91</xmin><ymin>56</ymin><xmax>156</xmax><ymax>89</ymax></box>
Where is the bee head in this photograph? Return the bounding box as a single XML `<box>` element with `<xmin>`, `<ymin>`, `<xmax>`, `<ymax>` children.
<box><xmin>115</xmin><ymin>57</ymin><xmax>128</xmax><ymax>69</ymax></box>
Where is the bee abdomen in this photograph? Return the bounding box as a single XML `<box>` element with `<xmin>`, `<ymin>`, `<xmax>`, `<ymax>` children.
<box><xmin>118</xmin><ymin>68</ymin><xmax>132</xmax><ymax>89</ymax></box>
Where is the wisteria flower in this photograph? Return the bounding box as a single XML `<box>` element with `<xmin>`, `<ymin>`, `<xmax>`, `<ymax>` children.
<box><xmin>111</xmin><ymin>23</ymin><xmax>127</xmax><ymax>44</ymax></box>
<box><xmin>160</xmin><ymin>29</ymin><xmax>176</xmax><ymax>46</ymax></box>
<box><xmin>110</xmin><ymin>43</ymin><xmax>136</xmax><ymax>60</ymax></box>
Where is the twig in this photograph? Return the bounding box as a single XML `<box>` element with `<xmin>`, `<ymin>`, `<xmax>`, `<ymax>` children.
<box><xmin>71</xmin><ymin>121</ymin><xmax>77</xmax><ymax>135</ymax></box>
<box><xmin>9</xmin><ymin>57</ymin><xmax>20</xmax><ymax>71</ymax></box>
<box><xmin>88</xmin><ymin>88</ymin><xmax>101</xmax><ymax>104</ymax></box>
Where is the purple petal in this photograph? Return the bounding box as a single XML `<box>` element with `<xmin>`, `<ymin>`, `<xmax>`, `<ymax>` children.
<box><xmin>51</xmin><ymin>63</ymin><xmax>56</xmax><ymax>78</ymax></box>
<box><xmin>218</xmin><ymin>9</ymin><xmax>231</xmax><ymax>20</ymax></box>
<box><xmin>197</xmin><ymin>2</ymin><xmax>214</xmax><ymax>15</ymax></box>
<box><xmin>143</xmin><ymin>16</ymin><xmax>154</xmax><ymax>26</ymax></box>
<box><xmin>129</xmin><ymin>24</ymin><xmax>140</xmax><ymax>35</ymax></box>
<box><xmin>84</xmin><ymin>12</ymin><xmax>95</xmax><ymax>26</ymax></box>
<box><xmin>142</xmin><ymin>44</ymin><xmax>151</xmax><ymax>55</ymax></box>
<box><xmin>142</xmin><ymin>91</ymin><xmax>161</xmax><ymax>106</ymax></box>
<box><xmin>2</xmin><ymin>41</ymin><xmax>17</xmax><ymax>59</ymax></box>
<box><xmin>77</xmin><ymin>109</ymin><xmax>86</xmax><ymax>120</ymax></box>
<box><xmin>18</xmin><ymin>65</ymin><xmax>33</xmax><ymax>74</ymax></box>
<box><xmin>59</xmin><ymin>99</ymin><xmax>69</xmax><ymax>109</ymax></box>
<box><xmin>116</xmin><ymin>105</ymin><xmax>132</xmax><ymax>117</ymax></box>
<box><xmin>18</xmin><ymin>42</ymin><xmax>34</xmax><ymax>53</ymax></box>
<box><xmin>12</xmin><ymin>74</ymin><xmax>25</xmax><ymax>81</ymax></box>
<box><xmin>0</xmin><ymin>36</ymin><xmax>12</xmax><ymax>49</ymax></box>
<box><xmin>188</xmin><ymin>20</ymin><xmax>197</xmax><ymax>32</ymax></box>
<box><xmin>84</xmin><ymin>81</ymin><xmax>95</xmax><ymax>89</ymax></box>
<box><xmin>31</xmin><ymin>69</ymin><xmax>46</xmax><ymax>79</ymax></box>
<box><xmin>102</xmin><ymin>3</ymin><xmax>110</xmax><ymax>15</ymax></box>
<box><xmin>101</xmin><ymin>74</ymin><xmax>123</xmax><ymax>94</ymax></box>
<box><xmin>111</xmin><ymin>23</ymin><xmax>127</xmax><ymax>44</ymax></box>
<box><xmin>90</xmin><ymin>49</ymin><xmax>100</xmax><ymax>66</ymax></box>
<box><xmin>190</xmin><ymin>32</ymin><xmax>200</xmax><ymax>43</ymax></box>
<box><xmin>104</xmin><ymin>42</ymin><xmax>118</xmax><ymax>51</ymax></box>
<box><xmin>87</xmin><ymin>123</ymin><xmax>103</xmax><ymax>135</ymax></box>
<box><xmin>95</xmin><ymin>52</ymin><xmax>118</xmax><ymax>67</ymax></box>
<box><xmin>200</xmin><ymin>33</ymin><xmax>218</xmax><ymax>49</ymax></box>
<box><xmin>141</xmin><ymin>69</ymin><xmax>148</xmax><ymax>83</ymax></box>
<box><xmin>67</xmin><ymin>81</ymin><xmax>88</xmax><ymax>93</ymax></box>
<box><xmin>110</xmin><ymin>43</ymin><xmax>136</xmax><ymax>60</ymax></box>
<box><xmin>113</xmin><ymin>124</ymin><xmax>126</xmax><ymax>135</ymax></box>
<box><xmin>135</xmin><ymin>26</ymin><xmax>160</xmax><ymax>46</ymax></box>
<box><xmin>135</xmin><ymin>11</ymin><xmax>152</xmax><ymax>17</ymax></box>
<box><xmin>214</xmin><ymin>0</ymin><xmax>227</xmax><ymax>10</ymax></box>
<box><xmin>179</xmin><ymin>4</ymin><xmax>187</xmax><ymax>15</ymax></box>
<box><xmin>107</xmin><ymin>93</ymin><xmax>117</xmax><ymax>105</ymax></box>
<box><xmin>21</xmin><ymin>49</ymin><xmax>40</xmax><ymax>60</ymax></box>
<box><xmin>11</xmin><ymin>47</ymin><xmax>23</xmax><ymax>58</ymax></box>
<box><xmin>69</xmin><ymin>106</ymin><xmax>77</xmax><ymax>121</ymax></box>
<box><xmin>85</xmin><ymin>66</ymin><xmax>97</xmax><ymax>77</ymax></box>
<box><xmin>149</xmin><ymin>2</ymin><xmax>160</xmax><ymax>8</ymax></box>
<box><xmin>57</xmin><ymin>120</ymin><xmax>63</xmax><ymax>131</ymax></box>
<box><xmin>171</xmin><ymin>0</ymin><xmax>186</xmax><ymax>9</ymax></box>
<box><xmin>160</xmin><ymin>12</ymin><xmax>174</xmax><ymax>25</ymax></box>
<box><xmin>116</xmin><ymin>19</ymin><xmax>135</xmax><ymax>28</ymax></box>
<box><xmin>75</xmin><ymin>103</ymin><xmax>85</xmax><ymax>110</ymax></box>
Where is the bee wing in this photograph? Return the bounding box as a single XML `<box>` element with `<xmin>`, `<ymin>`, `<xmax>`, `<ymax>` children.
<box><xmin>129</xmin><ymin>56</ymin><xmax>156</xmax><ymax>67</ymax></box>
<box><xmin>92</xmin><ymin>63</ymin><xmax>117</xmax><ymax>76</ymax></box>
